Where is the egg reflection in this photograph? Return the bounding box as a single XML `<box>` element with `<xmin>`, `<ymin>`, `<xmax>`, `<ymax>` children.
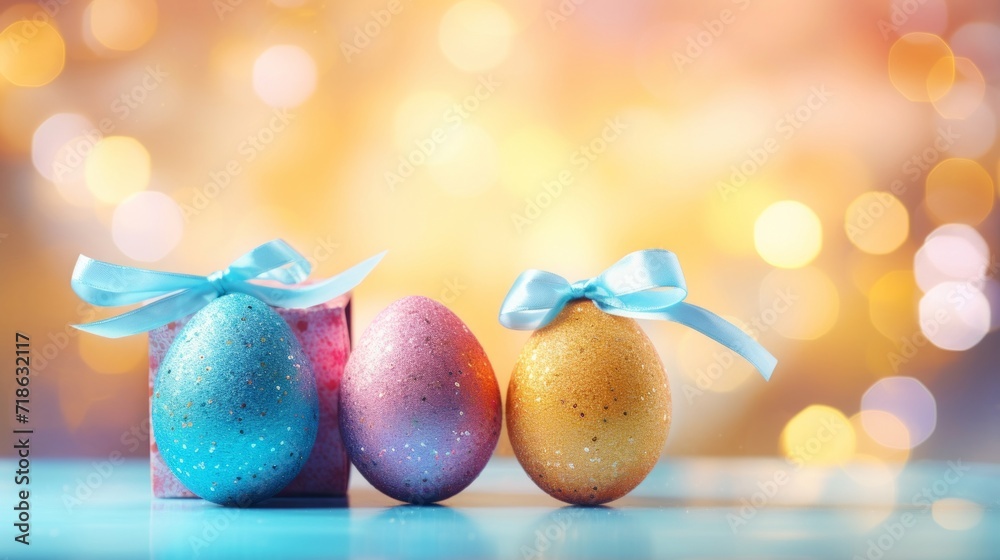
<box><xmin>518</xmin><ymin>507</ymin><xmax>652</xmax><ymax>560</ymax></box>
<box><xmin>353</xmin><ymin>506</ymin><xmax>491</xmax><ymax>559</ymax></box>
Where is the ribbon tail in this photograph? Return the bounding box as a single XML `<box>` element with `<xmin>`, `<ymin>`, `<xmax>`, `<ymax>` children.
<box><xmin>72</xmin><ymin>256</ymin><xmax>207</xmax><ymax>306</ymax></box>
<box><xmin>664</xmin><ymin>303</ymin><xmax>776</xmax><ymax>380</ymax></box>
<box><xmin>248</xmin><ymin>251</ymin><xmax>388</xmax><ymax>309</ymax></box>
<box><xmin>604</xmin><ymin>301</ymin><xmax>776</xmax><ymax>381</ymax></box>
<box><xmin>72</xmin><ymin>288</ymin><xmax>217</xmax><ymax>338</ymax></box>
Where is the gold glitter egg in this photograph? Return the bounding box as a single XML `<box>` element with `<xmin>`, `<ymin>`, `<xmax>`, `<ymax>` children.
<box><xmin>507</xmin><ymin>299</ymin><xmax>671</xmax><ymax>505</ymax></box>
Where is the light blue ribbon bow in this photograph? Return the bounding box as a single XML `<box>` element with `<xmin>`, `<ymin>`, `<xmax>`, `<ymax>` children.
<box><xmin>71</xmin><ymin>239</ymin><xmax>386</xmax><ymax>338</ymax></box>
<box><xmin>499</xmin><ymin>249</ymin><xmax>776</xmax><ymax>380</ymax></box>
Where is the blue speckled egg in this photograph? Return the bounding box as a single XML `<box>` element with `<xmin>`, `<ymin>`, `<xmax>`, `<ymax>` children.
<box><xmin>152</xmin><ymin>293</ymin><xmax>319</xmax><ymax>506</ymax></box>
<box><xmin>340</xmin><ymin>296</ymin><xmax>501</xmax><ymax>504</ymax></box>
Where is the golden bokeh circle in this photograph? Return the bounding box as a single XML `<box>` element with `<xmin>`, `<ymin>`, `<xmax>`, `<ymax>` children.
<box><xmin>924</xmin><ymin>158</ymin><xmax>994</xmax><ymax>225</ymax></box>
<box><xmin>89</xmin><ymin>0</ymin><xmax>158</xmax><ymax>52</ymax></box>
<box><xmin>781</xmin><ymin>404</ymin><xmax>856</xmax><ymax>466</ymax></box>
<box><xmin>888</xmin><ymin>32</ymin><xmax>955</xmax><ymax>102</ymax></box>
<box><xmin>85</xmin><ymin>136</ymin><xmax>151</xmax><ymax>205</ymax></box>
<box><xmin>845</xmin><ymin>191</ymin><xmax>909</xmax><ymax>255</ymax></box>
<box><xmin>754</xmin><ymin>201</ymin><xmax>823</xmax><ymax>269</ymax></box>
<box><xmin>932</xmin><ymin>57</ymin><xmax>986</xmax><ymax>119</ymax></box>
<box><xmin>868</xmin><ymin>270</ymin><xmax>919</xmax><ymax>341</ymax></box>
<box><xmin>0</xmin><ymin>19</ymin><xmax>65</xmax><ymax>87</ymax></box>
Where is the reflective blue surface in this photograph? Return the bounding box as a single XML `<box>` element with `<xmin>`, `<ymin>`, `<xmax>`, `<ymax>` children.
<box><xmin>3</xmin><ymin>458</ymin><xmax>999</xmax><ymax>559</ymax></box>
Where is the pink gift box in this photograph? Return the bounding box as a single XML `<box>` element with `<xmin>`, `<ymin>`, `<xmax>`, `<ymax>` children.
<box><xmin>148</xmin><ymin>294</ymin><xmax>352</xmax><ymax>498</ymax></box>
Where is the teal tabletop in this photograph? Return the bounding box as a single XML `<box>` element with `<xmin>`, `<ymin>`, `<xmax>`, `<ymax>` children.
<box><xmin>3</xmin><ymin>457</ymin><xmax>999</xmax><ymax>559</ymax></box>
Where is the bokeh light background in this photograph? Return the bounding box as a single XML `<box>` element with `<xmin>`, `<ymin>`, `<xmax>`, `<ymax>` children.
<box><xmin>1</xmin><ymin>0</ymin><xmax>999</xmax><ymax>491</ymax></box>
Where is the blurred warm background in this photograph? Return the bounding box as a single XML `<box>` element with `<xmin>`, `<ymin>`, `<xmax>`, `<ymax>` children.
<box><xmin>1</xmin><ymin>0</ymin><xmax>998</xmax><ymax>473</ymax></box>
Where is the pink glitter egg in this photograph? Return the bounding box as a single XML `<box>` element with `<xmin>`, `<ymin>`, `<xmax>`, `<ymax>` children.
<box><xmin>340</xmin><ymin>296</ymin><xmax>501</xmax><ymax>503</ymax></box>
